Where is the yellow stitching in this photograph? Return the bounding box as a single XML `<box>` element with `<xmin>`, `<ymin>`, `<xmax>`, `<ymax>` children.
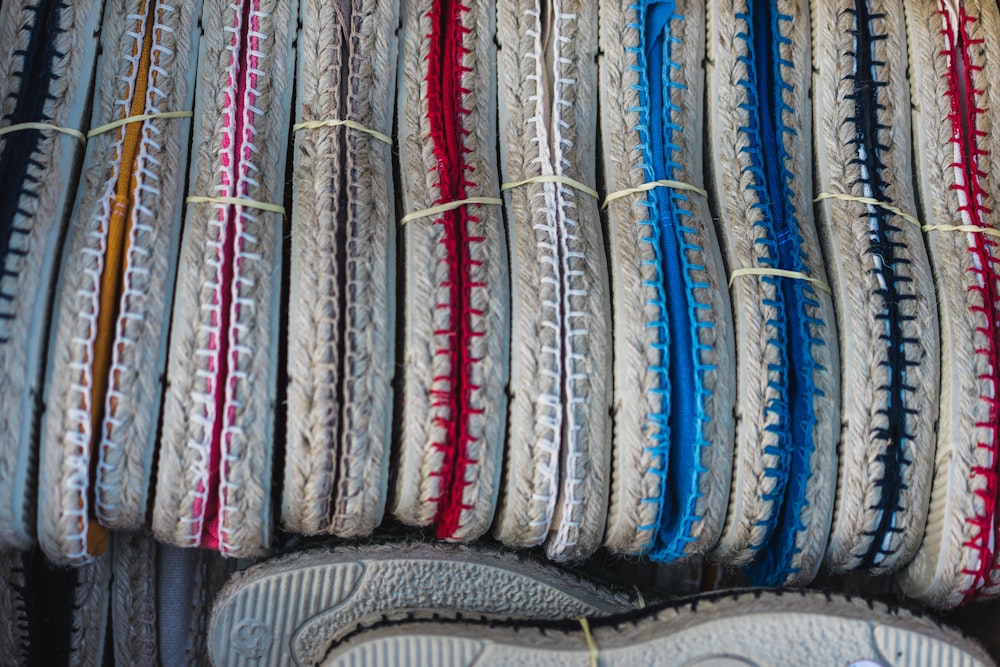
<box><xmin>400</xmin><ymin>196</ymin><xmax>503</xmax><ymax>225</ymax></box>
<box><xmin>578</xmin><ymin>618</ymin><xmax>599</xmax><ymax>667</ymax></box>
<box><xmin>292</xmin><ymin>119</ymin><xmax>392</xmax><ymax>145</ymax></box>
<box><xmin>921</xmin><ymin>223</ymin><xmax>1000</xmax><ymax>238</ymax></box>
<box><xmin>186</xmin><ymin>195</ymin><xmax>285</xmax><ymax>215</ymax></box>
<box><xmin>0</xmin><ymin>122</ymin><xmax>85</xmax><ymax>142</ymax></box>
<box><xmin>814</xmin><ymin>191</ymin><xmax>922</xmax><ymax>229</ymax></box>
<box><xmin>602</xmin><ymin>179</ymin><xmax>708</xmax><ymax>209</ymax></box>
<box><xmin>87</xmin><ymin>110</ymin><xmax>193</xmax><ymax>138</ymax></box>
<box><xmin>501</xmin><ymin>174</ymin><xmax>599</xmax><ymax>199</ymax></box>
<box><xmin>728</xmin><ymin>267</ymin><xmax>832</xmax><ymax>294</ymax></box>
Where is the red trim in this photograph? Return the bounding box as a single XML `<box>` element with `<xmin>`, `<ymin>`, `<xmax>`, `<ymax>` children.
<box><xmin>939</xmin><ymin>2</ymin><xmax>1000</xmax><ymax>602</ymax></box>
<box><xmin>424</xmin><ymin>0</ymin><xmax>481</xmax><ymax>538</ymax></box>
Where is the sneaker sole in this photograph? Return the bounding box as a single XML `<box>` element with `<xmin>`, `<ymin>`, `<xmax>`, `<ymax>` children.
<box><xmin>207</xmin><ymin>542</ymin><xmax>633</xmax><ymax>666</ymax></box>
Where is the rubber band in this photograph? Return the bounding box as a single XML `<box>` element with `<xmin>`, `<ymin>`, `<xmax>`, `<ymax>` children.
<box><xmin>577</xmin><ymin>617</ymin><xmax>599</xmax><ymax>667</ymax></box>
<box><xmin>816</xmin><ymin>191</ymin><xmax>1000</xmax><ymax>238</ymax></box>
<box><xmin>400</xmin><ymin>196</ymin><xmax>503</xmax><ymax>225</ymax></box>
<box><xmin>602</xmin><ymin>179</ymin><xmax>708</xmax><ymax>209</ymax></box>
<box><xmin>814</xmin><ymin>192</ymin><xmax>922</xmax><ymax>229</ymax></box>
<box><xmin>0</xmin><ymin>121</ymin><xmax>85</xmax><ymax>143</ymax></box>
<box><xmin>186</xmin><ymin>195</ymin><xmax>285</xmax><ymax>215</ymax></box>
<box><xmin>921</xmin><ymin>223</ymin><xmax>1000</xmax><ymax>239</ymax></box>
<box><xmin>728</xmin><ymin>267</ymin><xmax>832</xmax><ymax>294</ymax></box>
<box><xmin>292</xmin><ymin>118</ymin><xmax>392</xmax><ymax>145</ymax></box>
<box><xmin>87</xmin><ymin>110</ymin><xmax>193</xmax><ymax>138</ymax></box>
<box><xmin>501</xmin><ymin>174</ymin><xmax>599</xmax><ymax>199</ymax></box>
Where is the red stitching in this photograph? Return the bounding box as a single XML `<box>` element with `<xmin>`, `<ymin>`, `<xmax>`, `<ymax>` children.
<box><xmin>196</xmin><ymin>0</ymin><xmax>261</xmax><ymax>550</ymax></box>
<box><xmin>939</xmin><ymin>2</ymin><xmax>1000</xmax><ymax>602</ymax></box>
<box><xmin>423</xmin><ymin>0</ymin><xmax>481</xmax><ymax>538</ymax></box>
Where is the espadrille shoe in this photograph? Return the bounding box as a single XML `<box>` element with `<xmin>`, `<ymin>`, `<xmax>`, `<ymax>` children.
<box><xmin>207</xmin><ymin>541</ymin><xmax>633</xmax><ymax>666</ymax></box>
<box><xmin>111</xmin><ymin>532</ymin><xmax>231</xmax><ymax>665</ymax></box>
<box><xmin>705</xmin><ymin>0</ymin><xmax>840</xmax><ymax>585</ymax></box>
<box><xmin>900</xmin><ymin>0</ymin><xmax>1000</xmax><ymax>609</ymax></box>
<box><xmin>0</xmin><ymin>548</ymin><xmax>111</xmax><ymax>666</ymax></box>
<box><xmin>392</xmin><ymin>0</ymin><xmax>509</xmax><ymax>542</ymax></box>
<box><xmin>598</xmin><ymin>0</ymin><xmax>735</xmax><ymax>561</ymax></box>
<box><xmin>812</xmin><ymin>0</ymin><xmax>939</xmax><ymax>576</ymax></box>
<box><xmin>0</xmin><ymin>0</ymin><xmax>104</xmax><ymax>552</ymax></box>
<box><xmin>281</xmin><ymin>0</ymin><xmax>400</xmax><ymax>540</ymax></box>
<box><xmin>152</xmin><ymin>0</ymin><xmax>298</xmax><ymax>557</ymax></box>
<box><xmin>320</xmin><ymin>590</ymin><xmax>997</xmax><ymax>667</ymax></box>
<box><xmin>37</xmin><ymin>0</ymin><xmax>204</xmax><ymax>567</ymax></box>
<box><xmin>492</xmin><ymin>0</ymin><xmax>611</xmax><ymax>562</ymax></box>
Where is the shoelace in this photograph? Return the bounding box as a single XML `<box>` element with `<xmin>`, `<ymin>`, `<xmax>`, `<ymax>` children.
<box><xmin>735</xmin><ymin>0</ymin><xmax>825</xmax><ymax>586</ymax></box>
<box><xmin>938</xmin><ymin>0</ymin><xmax>1000</xmax><ymax>603</ymax></box>
<box><xmin>636</xmin><ymin>0</ymin><xmax>717</xmax><ymax>562</ymax></box>
<box><xmin>841</xmin><ymin>0</ymin><xmax>916</xmax><ymax>572</ymax></box>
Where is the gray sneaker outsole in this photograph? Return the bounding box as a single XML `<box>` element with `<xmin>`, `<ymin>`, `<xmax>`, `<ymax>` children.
<box><xmin>207</xmin><ymin>542</ymin><xmax>633</xmax><ymax>666</ymax></box>
<box><xmin>322</xmin><ymin>590</ymin><xmax>995</xmax><ymax>667</ymax></box>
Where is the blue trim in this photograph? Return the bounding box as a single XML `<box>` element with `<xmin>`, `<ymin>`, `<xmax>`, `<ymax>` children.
<box><xmin>734</xmin><ymin>0</ymin><xmax>824</xmax><ymax>585</ymax></box>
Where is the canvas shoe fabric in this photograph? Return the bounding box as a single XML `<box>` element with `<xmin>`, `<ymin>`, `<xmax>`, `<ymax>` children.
<box><xmin>207</xmin><ymin>541</ymin><xmax>634</xmax><ymax>667</ymax></box>
<box><xmin>152</xmin><ymin>0</ymin><xmax>298</xmax><ymax>558</ymax></box>
<box><xmin>705</xmin><ymin>0</ymin><xmax>840</xmax><ymax>586</ymax></box>
<box><xmin>320</xmin><ymin>590</ymin><xmax>997</xmax><ymax>667</ymax></box>
<box><xmin>812</xmin><ymin>0</ymin><xmax>939</xmax><ymax>576</ymax></box>
<box><xmin>111</xmin><ymin>532</ymin><xmax>232</xmax><ymax>666</ymax></box>
<box><xmin>392</xmin><ymin>0</ymin><xmax>510</xmax><ymax>542</ymax></box>
<box><xmin>492</xmin><ymin>0</ymin><xmax>612</xmax><ymax>562</ymax></box>
<box><xmin>0</xmin><ymin>0</ymin><xmax>105</xmax><ymax>553</ymax></box>
<box><xmin>900</xmin><ymin>0</ymin><xmax>1000</xmax><ymax>609</ymax></box>
<box><xmin>598</xmin><ymin>0</ymin><xmax>736</xmax><ymax>562</ymax></box>
<box><xmin>0</xmin><ymin>547</ymin><xmax>111</xmax><ymax>667</ymax></box>
<box><xmin>282</xmin><ymin>0</ymin><xmax>399</xmax><ymax>539</ymax></box>
<box><xmin>37</xmin><ymin>0</ymin><xmax>204</xmax><ymax>567</ymax></box>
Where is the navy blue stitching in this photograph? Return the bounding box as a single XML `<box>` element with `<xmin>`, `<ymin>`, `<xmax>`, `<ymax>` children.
<box><xmin>0</xmin><ymin>0</ymin><xmax>69</xmax><ymax>344</ymax></box>
<box><xmin>843</xmin><ymin>0</ymin><xmax>915</xmax><ymax>570</ymax></box>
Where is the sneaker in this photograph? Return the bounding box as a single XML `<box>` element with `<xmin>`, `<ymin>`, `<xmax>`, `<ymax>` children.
<box><xmin>37</xmin><ymin>0</ymin><xmax>204</xmax><ymax>566</ymax></box>
<box><xmin>598</xmin><ymin>0</ymin><xmax>736</xmax><ymax>563</ymax></box>
<box><xmin>704</xmin><ymin>0</ymin><xmax>840</xmax><ymax>587</ymax></box>
<box><xmin>899</xmin><ymin>0</ymin><xmax>1000</xmax><ymax>608</ymax></box>
<box><xmin>281</xmin><ymin>0</ymin><xmax>399</xmax><ymax>539</ymax></box>
<box><xmin>151</xmin><ymin>0</ymin><xmax>298</xmax><ymax>558</ymax></box>
<box><xmin>321</xmin><ymin>590</ymin><xmax>996</xmax><ymax>667</ymax></box>
<box><xmin>207</xmin><ymin>541</ymin><xmax>634</xmax><ymax>666</ymax></box>
<box><xmin>392</xmin><ymin>0</ymin><xmax>510</xmax><ymax>542</ymax></box>
<box><xmin>492</xmin><ymin>0</ymin><xmax>612</xmax><ymax>562</ymax></box>
<box><xmin>0</xmin><ymin>0</ymin><xmax>104</xmax><ymax>553</ymax></box>
<box><xmin>811</xmin><ymin>0</ymin><xmax>938</xmax><ymax>575</ymax></box>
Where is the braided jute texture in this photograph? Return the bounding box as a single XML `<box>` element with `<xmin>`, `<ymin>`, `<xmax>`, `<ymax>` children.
<box><xmin>0</xmin><ymin>0</ymin><xmax>103</xmax><ymax>552</ymax></box>
<box><xmin>283</xmin><ymin>0</ymin><xmax>399</xmax><ymax>538</ymax></box>
<box><xmin>392</xmin><ymin>0</ymin><xmax>509</xmax><ymax>541</ymax></box>
<box><xmin>0</xmin><ymin>551</ymin><xmax>29</xmax><ymax>664</ymax></box>
<box><xmin>153</xmin><ymin>0</ymin><xmax>297</xmax><ymax>556</ymax></box>
<box><xmin>598</xmin><ymin>1</ymin><xmax>661</xmax><ymax>555</ymax></box>
<box><xmin>492</xmin><ymin>0</ymin><xmax>611</xmax><ymax>561</ymax></box>
<box><xmin>38</xmin><ymin>0</ymin><xmax>201</xmax><ymax>569</ymax></box>
<box><xmin>900</xmin><ymin>0</ymin><xmax>1000</xmax><ymax>609</ymax></box>
<box><xmin>69</xmin><ymin>549</ymin><xmax>112</xmax><ymax>667</ymax></box>
<box><xmin>813</xmin><ymin>0</ymin><xmax>939</xmax><ymax>575</ymax></box>
<box><xmin>706</xmin><ymin>0</ymin><xmax>839</xmax><ymax>584</ymax></box>
<box><xmin>599</xmin><ymin>0</ymin><xmax>735</xmax><ymax>559</ymax></box>
<box><xmin>111</xmin><ymin>532</ymin><xmax>158</xmax><ymax>666</ymax></box>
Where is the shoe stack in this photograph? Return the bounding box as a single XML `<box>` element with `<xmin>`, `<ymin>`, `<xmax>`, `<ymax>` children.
<box><xmin>0</xmin><ymin>0</ymin><xmax>998</xmax><ymax>664</ymax></box>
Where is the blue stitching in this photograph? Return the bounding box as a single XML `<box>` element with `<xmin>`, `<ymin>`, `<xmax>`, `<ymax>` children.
<box><xmin>738</xmin><ymin>0</ymin><xmax>825</xmax><ymax>586</ymax></box>
<box><xmin>632</xmin><ymin>1</ymin><xmax>719</xmax><ymax>561</ymax></box>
